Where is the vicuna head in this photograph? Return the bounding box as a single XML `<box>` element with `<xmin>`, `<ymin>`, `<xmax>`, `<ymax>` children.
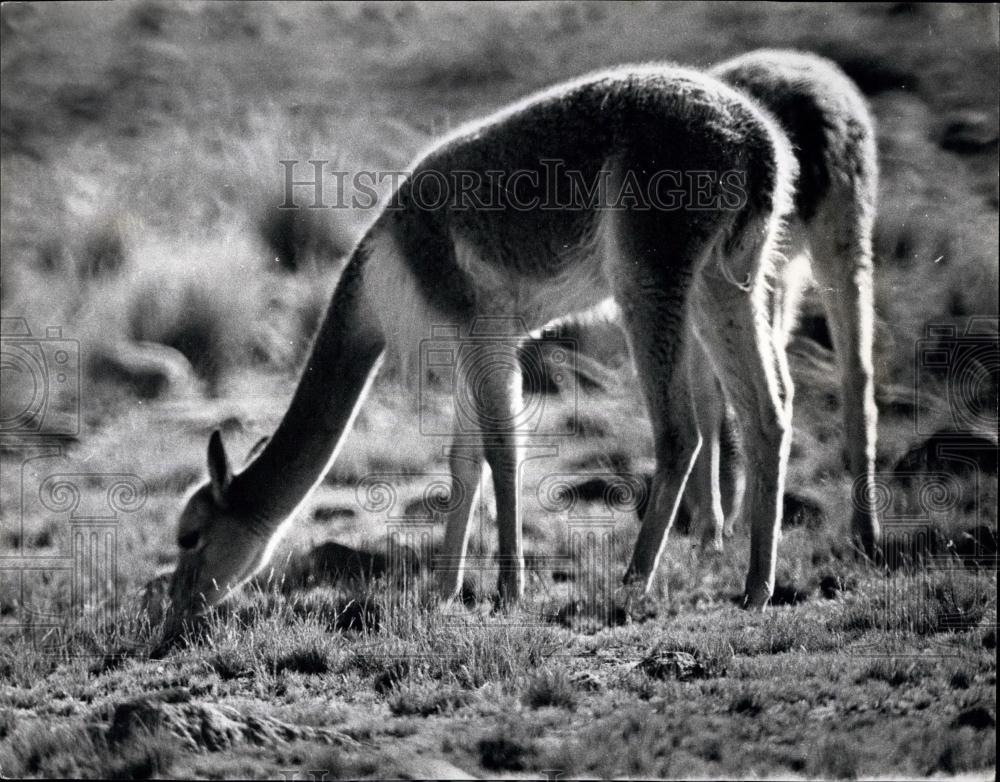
<box><xmin>167</xmin><ymin>430</ymin><xmax>273</xmax><ymax>622</ymax></box>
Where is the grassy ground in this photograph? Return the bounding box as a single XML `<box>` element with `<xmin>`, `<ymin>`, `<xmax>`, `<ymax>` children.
<box><xmin>1</xmin><ymin>2</ymin><xmax>997</xmax><ymax>779</ymax></box>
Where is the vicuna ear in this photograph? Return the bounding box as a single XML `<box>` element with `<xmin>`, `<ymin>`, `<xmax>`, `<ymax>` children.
<box><xmin>246</xmin><ymin>435</ymin><xmax>270</xmax><ymax>463</ymax></box>
<box><xmin>207</xmin><ymin>429</ymin><xmax>232</xmax><ymax>504</ymax></box>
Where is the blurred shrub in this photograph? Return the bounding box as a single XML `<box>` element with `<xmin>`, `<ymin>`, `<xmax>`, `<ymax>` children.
<box><xmin>258</xmin><ymin>206</ymin><xmax>355</xmax><ymax>273</ymax></box>
<box><xmin>123</xmin><ymin>239</ymin><xmax>275</xmax><ymax>394</ymax></box>
<box><xmin>127</xmin><ymin>1</ymin><xmax>174</xmax><ymax>36</ymax></box>
<box><xmin>385</xmin><ymin>12</ymin><xmax>537</xmax><ymax>88</ymax></box>
<box><xmin>76</xmin><ymin>219</ymin><xmax>129</xmax><ymax>278</ymax></box>
<box><xmin>88</xmin><ymin>340</ymin><xmax>197</xmax><ymax>400</ymax></box>
<box><xmin>37</xmin><ymin>218</ymin><xmax>129</xmax><ymax>280</ymax></box>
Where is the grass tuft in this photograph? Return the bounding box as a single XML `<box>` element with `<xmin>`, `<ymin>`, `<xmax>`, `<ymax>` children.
<box><xmin>477</xmin><ymin>723</ymin><xmax>537</xmax><ymax>772</ymax></box>
<box><xmin>523</xmin><ymin>668</ymin><xmax>577</xmax><ymax>710</ymax></box>
<box><xmin>270</xmin><ymin>644</ymin><xmax>332</xmax><ymax>676</ymax></box>
<box><xmin>389</xmin><ymin>683</ymin><xmax>473</xmax><ymax>717</ymax></box>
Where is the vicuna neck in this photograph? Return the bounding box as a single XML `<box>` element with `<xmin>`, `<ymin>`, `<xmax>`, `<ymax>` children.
<box><xmin>233</xmin><ymin>248</ymin><xmax>386</xmax><ymax>524</ymax></box>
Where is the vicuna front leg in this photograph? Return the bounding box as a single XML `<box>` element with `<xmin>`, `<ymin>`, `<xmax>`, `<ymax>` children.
<box><xmin>463</xmin><ymin>340</ymin><xmax>526</xmax><ymax>605</ymax></box>
<box><xmin>695</xmin><ymin>276</ymin><xmax>792</xmax><ymax>610</ymax></box>
<box><xmin>435</xmin><ymin>432</ymin><xmax>484</xmax><ymax>600</ymax></box>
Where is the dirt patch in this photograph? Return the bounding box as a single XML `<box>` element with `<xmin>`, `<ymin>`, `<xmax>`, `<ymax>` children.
<box><xmin>107</xmin><ymin>688</ymin><xmax>357</xmax><ymax>752</ymax></box>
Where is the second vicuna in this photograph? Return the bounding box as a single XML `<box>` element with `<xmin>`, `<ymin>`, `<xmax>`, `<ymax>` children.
<box><xmin>167</xmin><ymin>50</ymin><xmax>880</xmax><ymax>625</ymax></box>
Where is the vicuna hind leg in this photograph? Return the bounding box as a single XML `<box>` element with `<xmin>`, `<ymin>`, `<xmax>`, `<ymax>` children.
<box><xmin>809</xmin><ymin>195</ymin><xmax>880</xmax><ymax>558</ymax></box>
<box><xmin>694</xmin><ymin>269</ymin><xmax>792</xmax><ymax>610</ymax></box>
<box><xmin>719</xmin><ymin>402</ymin><xmax>746</xmax><ymax>538</ymax></box>
<box><xmin>684</xmin><ymin>340</ymin><xmax>747</xmax><ymax>551</ymax></box>
<box><xmin>621</xmin><ymin>326</ymin><xmax>702</xmax><ymax>593</ymax></box>
<box><xmin>685</xmin><ymin>341</ymin><xmax>727</xmax><ymax>552</ymax></box>
<box><xmin>617</xmin><ymin>280</ymin><xmax>703</xmax><ymax>593</ymax></box>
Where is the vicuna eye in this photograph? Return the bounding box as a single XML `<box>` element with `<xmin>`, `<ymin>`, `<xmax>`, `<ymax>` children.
<box><xmin>178</xmin><ymin>530</ymin><xmax>200</xmax><ymax>550</ymax></box>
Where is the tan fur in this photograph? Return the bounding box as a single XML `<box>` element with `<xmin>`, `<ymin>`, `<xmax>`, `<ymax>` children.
<box><xmin>361</xmin><ymin>228</ymin><xmax>435</xmax><ymax>385</ymax></box>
